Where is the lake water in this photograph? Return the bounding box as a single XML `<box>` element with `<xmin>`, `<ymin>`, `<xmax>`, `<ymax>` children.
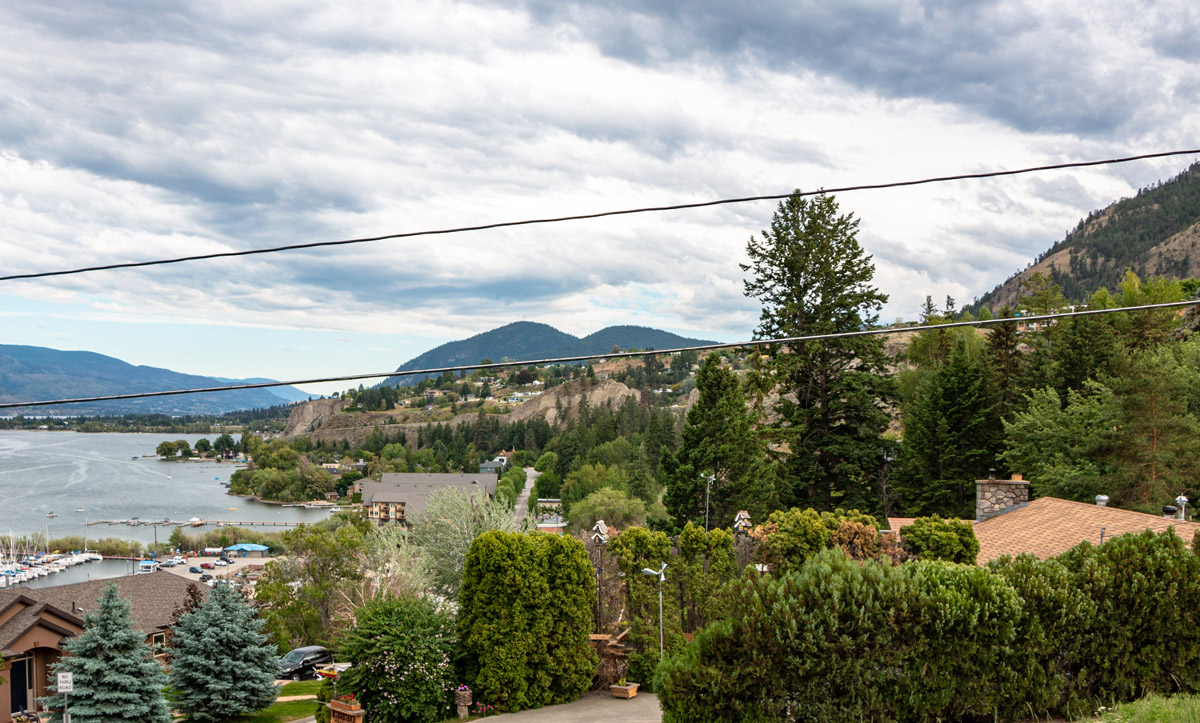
<box><xmin>0</xmin><ymin>430</ymin><xmax>333</xmax><ymax>547</ymax></box>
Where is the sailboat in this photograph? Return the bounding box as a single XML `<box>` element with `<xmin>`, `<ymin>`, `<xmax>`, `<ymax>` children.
<box><xmin>45</xmin><ymin>512</ymin><xmax>58</xmax><ymax>518</ymax></box>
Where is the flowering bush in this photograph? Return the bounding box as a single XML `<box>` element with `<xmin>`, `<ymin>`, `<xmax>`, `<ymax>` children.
<box><xmin>338</xmin><ymin>594</ymin><xmax>458</xmax><ymax>723</ymax></box>
<box><xmin>470</xmin><ymin>701</ymin><xmax>496</xmax><ymax>717</ymax></box>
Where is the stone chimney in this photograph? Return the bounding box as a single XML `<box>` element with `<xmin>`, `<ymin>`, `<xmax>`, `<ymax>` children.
<box><xmin>976</xmin><ymin>471</ymin><xmax>1030</xmax><ymax>522</ymax></box>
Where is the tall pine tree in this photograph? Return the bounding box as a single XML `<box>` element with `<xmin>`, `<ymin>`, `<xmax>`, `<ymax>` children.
<box><xmin>742</xmin><ymin>191</ymin><xmax>894</xmax><ymax>511</ymax></box>
<box><xmin>664</xmin><ymin>352</ymin><xmax>776</xmax><ymax>530</ymax></box>
<box><xmin>169</xmin><ymin>582</ymin><xmax>278</xmax><ymax>722</ymax></box>
<box><xmin>41</xmin><ymin>583</ymin><xmax>171</xmax><ymax>723</ymax></box>
<box><xmin>894</xmin><ymin>338</ymin><xmax>1001</xmax><ymax>518</ymax></box>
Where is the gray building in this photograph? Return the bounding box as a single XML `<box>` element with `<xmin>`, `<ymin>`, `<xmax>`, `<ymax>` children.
<box><xmin>362</xmin><ymin>472</ymin><xmax>499</xmax><ymax>525</ymax></box>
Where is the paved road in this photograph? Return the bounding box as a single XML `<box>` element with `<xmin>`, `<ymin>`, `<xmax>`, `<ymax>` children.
<box><xmin>514</xmin><ymin>467</ymin><xmax>538</xmax><ymax>525</ymax></box>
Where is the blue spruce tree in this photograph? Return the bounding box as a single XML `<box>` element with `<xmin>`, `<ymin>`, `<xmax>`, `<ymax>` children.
<box><xmin>41</xmin><ymin>582</ymin><xmax>171</xmax><ymax>723</ymax></box>
<box><xmin>169</xmin><ymin>582</ymin><xmax>279</xmax><ymax>722</ymax></box>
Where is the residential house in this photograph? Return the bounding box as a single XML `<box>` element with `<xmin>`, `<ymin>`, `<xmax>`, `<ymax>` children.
<box><xmin>479</xmin><ymin>457</ymin><xmax>506</xmax><ymax>474</ymax></box>
<box><xmin>888</xmin><ymin>474</ymin><xmax>1200</xmax><ymax>564</ymax></box>
<box><xmin>0</xmin><ymin>572</ymin><xmax>200</xmax><ymax>721</ymax></box>
<box><xmin>362</xmin><ymin>473</ymin><xmax>499</xmax><ymax>526</ymax></box>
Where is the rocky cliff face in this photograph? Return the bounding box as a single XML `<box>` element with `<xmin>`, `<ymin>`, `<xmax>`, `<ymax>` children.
<box><xmin>507</xmin><ymin>378</ymin><xmax>641</xmax><ymax>425</ymax></box>
<box><xmin>282</xmin><ymin>397</ymin><xmax>350</xmax><ymax>436</ymax></box>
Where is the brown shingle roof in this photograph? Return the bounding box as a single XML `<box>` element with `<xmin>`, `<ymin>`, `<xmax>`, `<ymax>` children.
<box><xmin>973</xmin><ymin>497</ymin><xmax>1200</xmax><ymax>564</ymax></box>
<box><xmin>0</xmin><ymin>571</ymin><xmax>200</xmax><ymax>637</ymax></box>
<box><xmin>364</xmin><ymin>473</ymin><xmax>499</xmax><ymax>518</ymax></box>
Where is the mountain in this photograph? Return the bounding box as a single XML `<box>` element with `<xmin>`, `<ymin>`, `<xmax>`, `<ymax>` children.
<box><xmin>969</xmin><ymin>162</ymin><xmax>1200</xmax><ymax>312</ymax></box>
<box><xmin>213</xmin><ymin>377</ymin><xmax>312</xmax><ymax>404</ymax></box>
<box><xmin>0</xmin><ymin>344</ymin><xmax>308</xmax><ymax>416</ymax></box>
<box><xmin>382</xmin><ymin>322</ymin><xmax>716</xmax><ymax>386</ymax></box>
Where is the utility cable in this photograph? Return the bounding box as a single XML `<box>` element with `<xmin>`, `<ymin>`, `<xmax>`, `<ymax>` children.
<box><xmin>2</xmin><ymin>149</ymin><xmax>1197</xmax><ymax>283</ymax></box>
<box><xmin>2</xmin><ymin>299</ymin><xmax>1196</xmax><ymax>410</ymax></box>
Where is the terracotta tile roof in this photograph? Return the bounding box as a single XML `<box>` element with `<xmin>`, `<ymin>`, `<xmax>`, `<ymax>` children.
<box><xmin>973</xmin><ymin>497</ymin><xmax>1200</xmax><ymax>564</ymax></box>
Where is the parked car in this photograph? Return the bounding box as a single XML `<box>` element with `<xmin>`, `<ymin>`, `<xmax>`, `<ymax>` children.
<box><xmin>159</xmin><ymin>560</ymin><xmax>176</xmax><ymax>567</ymax></box>
<box><xmin>278</xmin><ymin>645</ymin><xmax>333</xmax><ymax>681</ymax></box>
<box><xmin>214</xmin><ymin>559</ymin><xmax>228</xmax><ymax>567</ymax></box>
<box><xmin>218</xmin><ymin>556</ymin><xmax>234</xmax><ymax>564</ymax></box>
<box><xmin>188</xmin><ymin>565</ymin><xmax>202</xmax><ymax>574</ymax></box>
<box><xmin>198</xmin><ymin>573</ymin><xmax>213</xmax><ymax>583</ymax></box>
<box><xmin>200</xmin><ymin>562</ymin><xmax>215</xmax><ymax>570</ymax></box>
<box><xmin>170</xmin><ymin>556</ymin><xmax>187</xmax><ymax>565</ymax></box>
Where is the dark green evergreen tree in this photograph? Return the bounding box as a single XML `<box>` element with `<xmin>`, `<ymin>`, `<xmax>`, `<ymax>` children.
<box><xmin>664</xmin><ymin>353</ymin><xmax>776</xmax><ymax>530</ymax></box>
<box><xmin>742</xmin><ymin>191</ymin><xmax>894</xmax><ymax>511</ymax></box>
<box><xmin>895</xmin><ymin>338</ymin><xmax>1000</xmax><ymax>518</ymax></box>
<box><xmin>41</xmin><ymin>583</ymin><xmax>171</xmax><ymax>723</ymax></box>
<box><xmin>168</xmin><ymin>583</ymin><xmax>278</xmax><ymax>722</ymax></box>
<box><xmin>985</xmin><ymin>306</ymin><xmax>1023</xmax><ymax>421</ymax></box>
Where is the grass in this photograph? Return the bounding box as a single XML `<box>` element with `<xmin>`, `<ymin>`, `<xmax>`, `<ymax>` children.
<box><xmin>1094</xmin><ymin>694</ymin><xmax>1200</xmax><ymax>723</ymax></box>
<box><xmin>222</xmin><ymin>699</ymin><xmax>320</xmax><ymax>723</ymax></box>
<box><xmin>278</xmin><ymin>680</ymin><xmax>323</xmax><ymax>697</ymax></box>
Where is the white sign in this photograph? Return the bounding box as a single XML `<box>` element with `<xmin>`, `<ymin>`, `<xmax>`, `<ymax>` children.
<box><xmin>57</xmin><ymin>672</ymin><xmax>73</xmax><ymax>693</ymax></box>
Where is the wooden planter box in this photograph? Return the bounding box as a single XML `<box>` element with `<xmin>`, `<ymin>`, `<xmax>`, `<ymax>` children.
<box><xmin>328</xmin><ymin>699</ymin><xmax>365</xmax><ymax>722</ymax></box>
<box><xmin>610</xmin><ymin>682</ymin><xmax>639</xmax><ymax>698</ymax></box>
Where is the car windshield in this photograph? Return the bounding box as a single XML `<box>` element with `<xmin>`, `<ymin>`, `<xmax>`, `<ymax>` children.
<box><xmin>281</xmin><ymin>650</ymin><xmax>309</xmax><ymax>663</ymax></box>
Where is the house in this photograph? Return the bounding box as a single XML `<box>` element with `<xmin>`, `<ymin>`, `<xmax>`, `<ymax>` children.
<box><xmin>888</xmin><ymin>474</ymin><xmax>1200</xmax><ymax>565</ymax></box>
<box><xmin>0</xmin><ymin>572</ymin><xmax>201</xmax><ymax>721</ymax></box>
<box><xmin>479</xmin><ymin>457</ymin><xmax>506</xmax><ymax>474</ymax></box>
<box><xmin>362</xmin><ymin>473</ymin><xmax>499</xmax><ymax>526</ymax></box>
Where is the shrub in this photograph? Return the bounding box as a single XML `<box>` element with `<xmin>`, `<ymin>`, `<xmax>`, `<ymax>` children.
<box><xmin>900</xmin><ymin>516</ymin><xmax>979</xmax><ymax>563</ymax></box>
<box><xmin>750</xmin><ymin>507</ymin><xmax>829</xmax><ymax>573</ymax></box>
<box><xmin>988</xmin><ymin>553</ymin><xmax>1095</xmax><ymax>719</ymax></box>
<box><xmin>657</xmin><ymin>548</ymin><xmax>915</xmax><ymax>722</ymax></box>
<box><xmin>338</xmin><ymin>593</ymin><xmax>457</xmax><ymax>723</ymax></box>
<box><xmin>829</xmin><ymin>520</ymin><xmax>879</xmax><ymax>559</ymax></box>
<box><xmin>458</xmin><ymin>531</ymin><xmax>596</xmax><ymax>713</ymax></box>
<box><xmin>1059</xmin><ymin>529</ymin><xmax>1200</xmax><ymax>704</ymax></box>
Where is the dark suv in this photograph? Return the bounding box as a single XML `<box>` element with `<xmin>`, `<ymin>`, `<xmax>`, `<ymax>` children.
<box><xmin>278</xmin><ymin>645</ymin><xmax>332</xmax><ymax>681</ymax></box>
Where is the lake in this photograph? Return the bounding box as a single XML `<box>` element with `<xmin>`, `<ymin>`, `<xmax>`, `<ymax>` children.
<box><xmin>0</xmin><ymin>430</ymin><xmax>333</xmax><ymax>547</ymax></box>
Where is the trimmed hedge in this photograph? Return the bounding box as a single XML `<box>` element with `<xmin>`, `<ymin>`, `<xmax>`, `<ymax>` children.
<box><xmin>899</xmin><ymin>515</ymin><xmax>980</xmax><ymax>563</ymax></box>
<box><xmin>657</xmin><ymin>530</ymin><xmax>1200</xmax><ymax>722</ymax></box>
<box><xmin>458</xmin><ymin>531</ymin><xmax>596</xmax><ymax>713</ymax></box>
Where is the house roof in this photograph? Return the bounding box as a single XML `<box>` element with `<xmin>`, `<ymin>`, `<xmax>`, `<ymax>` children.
<box><xmin>972</xmin><ymin>496</ymin><xmax>1200</xmax><ymax>564</ymax></box>
<box><xmin>363</xmin><ymin>473</ymin><xmax>499</xmax><ymax>518</ymax></box>
<box><xmin>0</xmin><ymin>571</ymin><xmax>201</xmax><ymax>647</ymax></box>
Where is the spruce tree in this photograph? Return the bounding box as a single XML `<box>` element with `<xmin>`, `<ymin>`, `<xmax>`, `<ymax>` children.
<box><xmin>742</xmin><ymin>191</ymin><xmax>894</xmax><ymax>511</ymax></box>
<box><xmin>664</xmin><ymin>352</ymin><xmax>776</xmax><ymax>529</ymax></box>
<box><xmin>169</xmin><ymin>582</ymin><xmax>278</xmax><ymax>722</ymax></box>
<box><xmin>894</xmin><ymin>338</ymin><xmax>1000</xmax><ymax>518</ymax></box>
<box><xmin>41</xmin><ymin>583</ymin><xmax>171</xmax><ymax>723</ymax></box>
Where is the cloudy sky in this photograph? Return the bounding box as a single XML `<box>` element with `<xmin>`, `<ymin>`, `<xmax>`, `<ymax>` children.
<box><xmin>2</xmin><ymin>0</ymin><xmax>1198</xmax><ymax>397</ymax></box>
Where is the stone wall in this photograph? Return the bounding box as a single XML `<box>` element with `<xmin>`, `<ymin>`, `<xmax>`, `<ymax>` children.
<box><xmin>976</xmin><ymin>477</ymin><xmax>1029</xmax><ymax>521</ymax></box>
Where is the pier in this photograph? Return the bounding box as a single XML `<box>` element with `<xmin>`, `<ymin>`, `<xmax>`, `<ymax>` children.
<box><xmin>84</xmin><ymin>518</ymin><xmax>326</xmax><ymax>529</ymax></box>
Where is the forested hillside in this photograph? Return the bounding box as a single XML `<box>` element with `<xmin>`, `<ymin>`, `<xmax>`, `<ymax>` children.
<box><xmin>970</xmin><ymin>162</ymin><xmax>1200</xmax><ymax>311</ymax></box>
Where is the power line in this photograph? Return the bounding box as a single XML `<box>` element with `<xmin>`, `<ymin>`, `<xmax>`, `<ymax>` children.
<box><xmin>2</xmin><ymin>299</ymin><xmax>1195</xmax><ymax>410</ymax></box>
<box><xmin>3</xmin><ymin>149</ymin><xmax>1198</xmax><ymax>283</ymax></box>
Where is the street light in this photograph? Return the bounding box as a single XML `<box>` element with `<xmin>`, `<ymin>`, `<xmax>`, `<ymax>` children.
<box><xmin>591</xmin><ymin>520</ymin><xmax>610</xmax><ymax>633</ymax></box>
<box><xmin>641</xmin><ymin>562</ymin><xmax>667</xmax><ymax>661</ymax></box>
<box><xmin>703</xmin><ymin>473</ymin><xmax>715</xmax><ymax>532</ymax></box>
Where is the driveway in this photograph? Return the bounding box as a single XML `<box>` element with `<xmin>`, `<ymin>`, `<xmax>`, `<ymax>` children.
<box><xmin>490</xmin><ymin>691</ymin><xmax>661</xmax><ymax>722</ymax></box>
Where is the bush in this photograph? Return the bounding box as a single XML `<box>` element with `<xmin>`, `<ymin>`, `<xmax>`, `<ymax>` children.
<box><xmin>988</xmin><ymin>553</ymin><xmax>1095</xmax><ymax>719</ymax></box>
<box><xmin>610</xmin><ymin>526</ymin><xmax>686</xmax><ymax>689</ymax></box>
<box><xmin>1059</xmin><ymin>529</ymin><xmax>1200</xmax><ymax>704</ymax></box>
<box><xmin>900</xmin><ymin>516</ymin><xmax>979</xmax><ymax>563</ymax></box>
<box><xmin>458</xmin><ymin>531</ymin><xmax>596</xmax><ymax>713</ymax></box>
<box><xmin>658</xmin><ymin>549</ymin><xmax>1027</xmax><ymax>723</ymax></box>
<box><xmin>338</xmin><ymin>594</ymin><xmax>458</xmax><ymax>723</ymax></box>
<box><xmin>750</xmin><ymin>507</ymin><xmax>829</xmax><ymax>573</ymax></box>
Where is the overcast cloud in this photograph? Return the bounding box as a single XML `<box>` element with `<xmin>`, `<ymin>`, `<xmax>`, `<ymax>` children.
<box><xmin>1</xmin><ymin>0</ymin><xmax>1198</xmax><ymax>394</ymax></box>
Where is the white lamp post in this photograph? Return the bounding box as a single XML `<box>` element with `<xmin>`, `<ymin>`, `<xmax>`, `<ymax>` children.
<box><xmin>591</xmin><ymin>520</ymin><xmax>610</xmax><ymax>633</ymax></box>
<box><xmin>640</xmin><ymin>562</ymin><xmax>667</xmax><ymax>661</ymax></box>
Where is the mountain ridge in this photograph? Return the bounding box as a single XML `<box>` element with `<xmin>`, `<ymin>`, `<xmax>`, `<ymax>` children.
<box><xmin>0</xmin><ymin>344</ymin><xmax>308</xmax><ymax>415</ymax></box>
<box><xmin>968</xmin><ymin>162</ymin><xmax>1200</xmax><ymax>312</ymax></box>
<box><xmin>382</xmin><ymin>322</ymin><xmax>717</xmax><ymax>386</ymax></box>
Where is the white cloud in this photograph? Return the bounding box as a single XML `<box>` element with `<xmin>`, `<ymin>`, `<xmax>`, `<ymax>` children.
<box><xmin>0</xmin><ymin>0</ymin><xmax>1197</xmax><ymax>384</ymax></box>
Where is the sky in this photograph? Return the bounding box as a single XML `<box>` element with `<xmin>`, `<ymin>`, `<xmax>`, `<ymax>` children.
<box><xmin>1</xmin><ymin>0</ymin><xmax>1199</xmax><ymax>397</ymax></box>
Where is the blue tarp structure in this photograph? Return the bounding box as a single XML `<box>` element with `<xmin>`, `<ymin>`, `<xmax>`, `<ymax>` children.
<box><xmin>224</xmin><ymin>543</ymin><xmax>269</xmax><ymax>551</ymax></box>
<box><xmin>224</xmin><ymin>543</ymin><xmax>270</xmax><ymax>558</ymax></box>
